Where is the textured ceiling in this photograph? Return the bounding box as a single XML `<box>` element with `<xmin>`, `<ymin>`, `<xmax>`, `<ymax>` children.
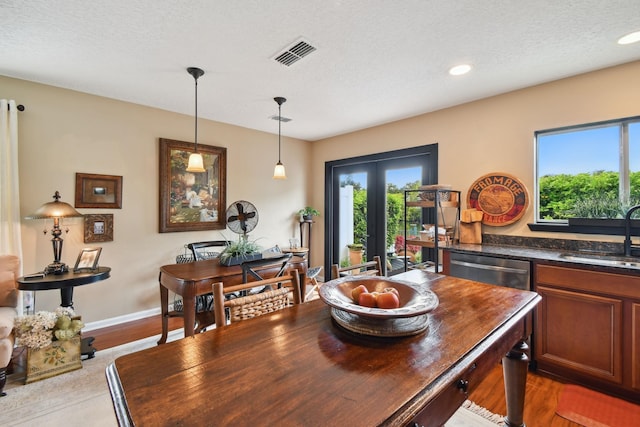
<box><xmin>2</xmin><ymin>0</ymin><xmax>639</xmax><ymax>141</ymax></box>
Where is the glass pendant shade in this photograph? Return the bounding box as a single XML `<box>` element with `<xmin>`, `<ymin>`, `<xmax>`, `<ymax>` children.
<box><xmin>186</xmin><ymin>152</ymin><xmax>205</xmax><ymax>173</ymax></box>
<box><xmin>273</xmin><ymin>161</ymin><xmax>286</xmax><ymax>179</ymax></box>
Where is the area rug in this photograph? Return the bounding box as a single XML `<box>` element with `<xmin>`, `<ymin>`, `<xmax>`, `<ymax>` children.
<box><xmin>556</xmin><ymin>384</ymin><xmax>640</xmax><ymax>427</ymax></box>
<box><xmin>1</xmin><ymin>330</ymin><xmax>503</xmax><ymax>427</ymax></box>
<box><xmin>0</xmin><ymin>330</ymin><xmax>184</xmax><ymax>427</ymax></box>
<box><xmin>447</xmin><ymin>400</ymin><xmax>505</xmax><ymax>426</ymax></box>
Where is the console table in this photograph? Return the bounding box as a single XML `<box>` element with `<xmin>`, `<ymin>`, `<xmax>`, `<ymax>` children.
<box><xmin>17</xmin><ymin>267</ymin><xmax>111</xmax><ymax>358</ymax></box>
<box><xmin>158</xmin><ymin>256</ymin><xmax>307</xmax><ymax>343</ymax></box>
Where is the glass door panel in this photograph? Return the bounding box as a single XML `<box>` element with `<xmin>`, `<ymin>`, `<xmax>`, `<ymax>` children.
<box><xmin>337</xmin><ymin>171</ymin><xmax>369</xmax><ymax>269</ymax></box>
<box><xmin>385</xmin><ymin>167</ymin><xmax>422</xmax><ymax>275</ymax></box>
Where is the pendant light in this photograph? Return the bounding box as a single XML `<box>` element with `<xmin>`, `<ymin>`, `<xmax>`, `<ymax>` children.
<box><xmin>186</xmin><ymin>67</ymin><xmax>206</xmax><ymax>173</ymax></box>
<box><xmin>273</xmin><ymin>96</ymin><xmax>287</xmax><ymax>179</ymax></box>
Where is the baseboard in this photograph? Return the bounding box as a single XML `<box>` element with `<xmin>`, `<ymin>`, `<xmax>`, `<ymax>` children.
<box><xmin>83</xmin><ymin>306</ymin><xmax>166</xmax><ymax>332</ymax></box>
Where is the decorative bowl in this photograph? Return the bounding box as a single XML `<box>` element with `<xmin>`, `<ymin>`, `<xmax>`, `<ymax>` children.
<box><xmin>318</xmin><ymin>275</ymin><xmax>439</xmax><ymax>319</ymax></box>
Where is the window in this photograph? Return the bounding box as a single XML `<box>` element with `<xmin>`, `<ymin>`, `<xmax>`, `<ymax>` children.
<box><xmin>535</xmin><ymin>116</ymin><xmax>640</xmax><ymax>224</ymax></box>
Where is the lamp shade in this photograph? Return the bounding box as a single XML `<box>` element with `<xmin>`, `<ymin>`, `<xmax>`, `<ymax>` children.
<box><xmin>186</xmin><ymin>152</ymin><xmax>206</xmax><ymax>173</ymax></box>
<box><xmin>273</xmin><ymin>161</ymin><xmax>286</xmax><ymax>179</ymax></box>
<box><xmin>25</xmin><ymin>192</ymin><xmax>83</xmax><ymax>219</ymax></box>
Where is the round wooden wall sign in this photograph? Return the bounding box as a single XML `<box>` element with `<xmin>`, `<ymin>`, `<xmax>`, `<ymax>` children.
<box><xmin>467</xmin><ymin>172</ymin><xmax>528</xmax><ymax>226</ymax></box>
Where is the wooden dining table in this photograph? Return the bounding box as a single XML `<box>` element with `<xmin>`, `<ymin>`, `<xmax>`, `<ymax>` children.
<box><xmin>109</xmin><ymin>269</ymin><xmax>540</xmax><ymax>426</ymax></box>
<box><xmin>157</xmin><ymin>255</ymin><xmax>307</xmax><ymax>344</ymax></box>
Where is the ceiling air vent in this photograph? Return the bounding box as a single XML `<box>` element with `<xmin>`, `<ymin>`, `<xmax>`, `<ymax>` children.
<box><xmin>273</xmin><ymin>39</ymin><xmax>316</xmax><ymax>66</ymax></box>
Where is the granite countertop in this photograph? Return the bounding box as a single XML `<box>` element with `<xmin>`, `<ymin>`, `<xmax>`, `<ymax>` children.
<box><xmin>444</xmin><ymin>235</ymin><xmax>640</xmax><ymax>275</ymax></box>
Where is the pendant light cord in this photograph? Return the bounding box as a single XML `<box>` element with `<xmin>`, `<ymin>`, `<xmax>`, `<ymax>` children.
<box><xmin>278</xmin><ymin>103</ymin><xmax>282</xmax><ymax>162</ymax></box>
<box><xmin>194</xmin><ymin>75</ymin><xmax>199</xmax><ymax>153</ymax></box>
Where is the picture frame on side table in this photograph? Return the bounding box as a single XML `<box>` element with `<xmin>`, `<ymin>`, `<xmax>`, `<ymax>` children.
<box><xmin>75</xmin><ymin>173</ymin><xmax>123</xmax><ymax>208</ymax></box>
<box><xmin>159</xmin><ymin>138</ymin><xmax>227</xmax><ymax>233</ymax></box>
<box><xmin>84</xmin><ymin>214</ymin><xmax>114</xmax><ymax>243</ymax></box>
<box><xmin>73</xmin><ymin>247</ymin><xmax>102</xmax><ymax>272</ymax></box>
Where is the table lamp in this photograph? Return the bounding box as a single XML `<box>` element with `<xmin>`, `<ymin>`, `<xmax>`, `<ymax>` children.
<box><xmin>25</xmin><ymin>191</ymin><xmax>83</xmax><ymax>274</ymax></box>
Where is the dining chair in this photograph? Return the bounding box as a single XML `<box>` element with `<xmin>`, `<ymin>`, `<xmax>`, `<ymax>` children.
<box><xmin>187</xmin><ymin>240</ymin><xmax>230</xmax><ymax>261</ymax></box>
<box><xmin>304</xmin><ymin>265</ymin><xmax>323</xmax><ymax>301</ymax></box>
<box><xmin>212</xmin><ymin>272</ymin><xmax>301</xmax><ymax>328</ymax></box>
<box><xmin>240</xmin><ymin>252</ymin><xmax>293</xmax><ymax>296</ymax></box>
<box><xmin>241</xmin><ymin>252</ymin><xmax>292</xmax><ymax>282</ymax></box>
<box><xmin>170</xmin><ymin>241</ymin><xmax>229</xmax><ymax>333</ymax></box>
<box><xmin>332</xmin><ymin>255</ymin><xmax>383</xmax><ymax>279</ymax></box>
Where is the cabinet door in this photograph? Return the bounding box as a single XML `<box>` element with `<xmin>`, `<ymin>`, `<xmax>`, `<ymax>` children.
<box><xmin>535</xmin><ymin>285</ymin><xmax>623</xmax><ymax>384</ymax></box>
<box><xmin>633</xmin><ymin>302</ymin><xmax>640</xmax><ymax>391</ymax></box>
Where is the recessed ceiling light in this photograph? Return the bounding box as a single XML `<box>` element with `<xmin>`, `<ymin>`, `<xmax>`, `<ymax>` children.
<box><xmin>449</xmin><ymin>64</ymin><xmax>472</xmax><ymax>76</ymax></box>
<box><xmin>618</xmin><ymin>30</ymin><xmax>640</xmax><ymax>45</ymax></box>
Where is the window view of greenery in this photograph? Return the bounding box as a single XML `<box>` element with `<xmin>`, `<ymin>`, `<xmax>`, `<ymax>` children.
<box><xmin>537</xmin><ymin>118</ymin><xmax>640</xmax><ymax>222</ymax></box>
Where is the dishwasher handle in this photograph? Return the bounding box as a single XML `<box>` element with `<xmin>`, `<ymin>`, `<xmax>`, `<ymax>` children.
<box><xmin>449</xmin><ymin>260</ymin><xmax>529</xmax><ymax>275</ymax></box>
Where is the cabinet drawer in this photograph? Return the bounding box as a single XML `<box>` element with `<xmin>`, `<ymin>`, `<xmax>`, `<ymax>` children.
<box><xmin>536</xmin><ymin>264</ymin><xmax>640</xmax><ymax>299</ymax></box>
<box><xmin>409</xmin><ymin>325</ymin><xmax>521</xmax><ymax>427</ymax></box>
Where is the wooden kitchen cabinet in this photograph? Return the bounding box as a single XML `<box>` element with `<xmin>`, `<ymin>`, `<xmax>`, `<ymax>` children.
<box><xmin>534</xmin><ymin>263</ymin><xmax>640</xmax><ymax>402</ymax></box>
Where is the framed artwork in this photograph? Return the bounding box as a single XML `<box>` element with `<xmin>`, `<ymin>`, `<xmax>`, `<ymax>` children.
<box><xmin>159</xmin><ymin>138</ymin><xmax>227</xmax><ymax>233</ymax></box>
<box><xmin>84</xmin><ymin>214</ymin><xmax>114</xmax><ymax>243</ymax></box>
<box><xmin>75</xmin><ymin>173</ymin><xmax>123</xmax><ymax>208</ymax></box>
<box><xmin>73</xmin><ymin>247</ymin><xmax>102</xmax><ymax>272</ymax></box>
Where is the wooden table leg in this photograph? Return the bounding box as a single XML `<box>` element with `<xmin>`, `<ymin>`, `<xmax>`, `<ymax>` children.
<box><xmin>502</xmin><ymin>340</ymin><xmax>529</xmax><ymax>427</ymax></box>
<box><xmin>158</xmin><ymin>277</ymin><xmax>170</xmax><ymax>345</ymax></box>
<box><xmin>298</xmin><ymin>271</ymin><xmax>307</xmax><ymax>303</ymax></box>
<box><xmin>182</xmin><ymin>288</ymin><xmax>196</xmax><ymax>338</ymax></box>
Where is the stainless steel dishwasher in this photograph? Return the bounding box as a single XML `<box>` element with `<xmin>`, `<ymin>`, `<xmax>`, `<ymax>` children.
<box><xmin>448</xmin><ymin>252</ymin><xmax>531</xmax><ymax>290</ymax></box>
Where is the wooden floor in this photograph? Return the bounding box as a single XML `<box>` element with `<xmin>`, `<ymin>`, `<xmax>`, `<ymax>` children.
<box><xmin>89</xmin><ymin>314</ymin><xmax>580</xmax><ymax>426</ymax></box>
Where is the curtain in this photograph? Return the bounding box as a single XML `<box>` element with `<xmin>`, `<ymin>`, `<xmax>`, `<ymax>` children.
<box><xmin>0</xmin><ymin>99</ymin><xmax>25</xmax><ymax>312</ymax></box>
<box><xmin>0</xmin><ymin>99</ymin><xmax>22</xmax><ymax>259</ymax></box>
<box><xmin>0</xmin><ymin>99</ymin><xmax>23</xmax><ymax>256</ymax></box>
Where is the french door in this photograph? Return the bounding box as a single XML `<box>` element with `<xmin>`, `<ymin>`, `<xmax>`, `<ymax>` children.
<box><xmin>324</xmin><ymin>144</ymin><xmax>438</xmax><ymax>279</ymax></box>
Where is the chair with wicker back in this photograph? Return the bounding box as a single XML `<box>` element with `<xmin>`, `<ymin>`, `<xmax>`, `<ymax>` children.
<box><xmin>332</xmin><ymin>255</ymin><xmax>383</xmax><ymax>280</ymax></box>
<box><xmin>212</xmin><ymin>271</ymin><xmax>301</xmax><ymax>328</ymax></box>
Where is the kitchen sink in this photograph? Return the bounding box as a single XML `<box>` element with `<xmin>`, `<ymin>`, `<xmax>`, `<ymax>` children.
<box><xmin>558</xmin><ymin>253</ymin><xmax>640</xmax><ymax>269</ymax></box>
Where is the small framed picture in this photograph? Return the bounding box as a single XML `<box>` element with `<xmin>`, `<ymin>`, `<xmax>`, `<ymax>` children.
<box><xmin>73</xmin><ymin>247</ymin><xmax>102</xmax><ymax>272</ymax></box>
<box><xmin>75</xmin><ymin>173</ymin><xmax>123</xmax><ymax>208</ymax></box>
<box><xmin>84</xmin><ymin>214</ymin><xmax>114</xmax><ymax>243</ymax></box>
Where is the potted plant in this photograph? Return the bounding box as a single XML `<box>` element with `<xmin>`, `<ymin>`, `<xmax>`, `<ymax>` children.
<box><xmin>298</xmin><ymin>206</ymin><xmax>320</xmax><ymax>222</ymax></box>
<box><xmin>347</xmin><ymin>243</ymin><xmax>364</xmax><ymax>265</ymax></box>
<box><xmin>567</xmin><ymin>195</ymin><xmax>640</xmax><ymax>233</ymax></box>
<box><xmin>219</xmin><ymin>238</ymin><xmax>262</xmax><ymax>266</ymax></box>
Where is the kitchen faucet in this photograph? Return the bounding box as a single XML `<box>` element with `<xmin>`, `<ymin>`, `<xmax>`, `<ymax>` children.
<box><xmin>624</xmin><ymin>204</ymin><xmax>640</xmax><ymax>256</ymax></box>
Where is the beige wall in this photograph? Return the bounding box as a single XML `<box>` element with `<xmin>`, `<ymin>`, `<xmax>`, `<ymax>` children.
<box><xmin>1</xmin><ymin>76</ymin><xmax>311</xmax><ymax>324</ymax></box>
<box><xmin>309</xmin><ymin>61</ymin><xmax>640</xmax><ymax>263</ymax></box>
<box><xmin>3</xmin><ymin>60</ymin><xmax>640</xmax><ymax>325</ymax></box>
